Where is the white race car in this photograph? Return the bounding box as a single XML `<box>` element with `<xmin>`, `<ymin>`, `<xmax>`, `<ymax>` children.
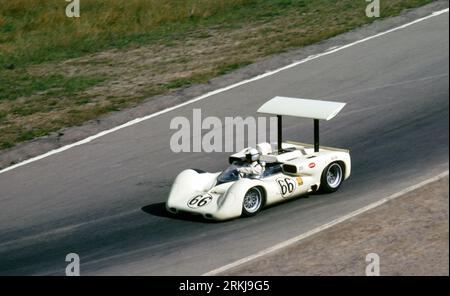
<box><xmin>166</xmin><ymin>96</ymin><xmax>351</xmax><ymax>220</ymax></box>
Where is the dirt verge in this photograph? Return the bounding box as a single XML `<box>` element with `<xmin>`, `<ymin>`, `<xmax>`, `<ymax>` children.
<box><xmin>222</xmin><ymin>175</ymin><xmax>449</xmax><ymax>276</ymax></box>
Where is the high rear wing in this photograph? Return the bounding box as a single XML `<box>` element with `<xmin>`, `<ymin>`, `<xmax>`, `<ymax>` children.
<box><xmin>257</xmin><ymin>97</ymin><xmax>346</xmax><ymax>152</ymax></box>
<box><xmin>257</xmin><ymin>96</ymin><xmax>346</xmax><ymax>120</ymax></box>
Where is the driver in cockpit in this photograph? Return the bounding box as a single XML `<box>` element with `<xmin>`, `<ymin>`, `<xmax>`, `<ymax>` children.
<box><xmin>237</xmin><ymin>148</ymin><xmax>265</xmax><ymax>178</ymax></box>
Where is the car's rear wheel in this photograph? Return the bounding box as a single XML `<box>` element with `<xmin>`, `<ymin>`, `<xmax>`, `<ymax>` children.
<box><xmin>320</xmin><ymin>162</ymin><xmax>344</xmax><ymax>193</ymax></box>
<box><xmin>242</xmin><ymin>187</ymin><xmax>263</xmax><ymax>216</ymax></box>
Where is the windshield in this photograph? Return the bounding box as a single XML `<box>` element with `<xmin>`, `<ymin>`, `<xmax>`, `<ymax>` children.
<box><xmin>217</xmin><ymin>161</ymin><xmax>244</xmax><ymax>184</ymax></box>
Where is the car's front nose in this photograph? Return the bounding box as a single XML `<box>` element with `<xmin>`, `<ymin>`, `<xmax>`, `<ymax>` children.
<box><xmin>167</xmin><ymin>192</ymin><xmax>221</xmax><ymax>218</ymax></box>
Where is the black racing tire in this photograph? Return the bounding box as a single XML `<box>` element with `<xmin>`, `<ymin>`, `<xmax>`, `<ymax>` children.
<box><xmin>241</xmin><ymin>187</ymin><xmax>264</xmax><ymax>217</ymax></box>
<box><xmin>319</xmin><ymin>162</ymin><xmax>344</xmax><ymax>193</ymax></box>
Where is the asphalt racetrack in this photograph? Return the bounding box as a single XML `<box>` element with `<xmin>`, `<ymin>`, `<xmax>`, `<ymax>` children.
<box><xmin>0</xmin><ymin>10</ymin><xmax>448</xmax><ymax>275</ymax></box>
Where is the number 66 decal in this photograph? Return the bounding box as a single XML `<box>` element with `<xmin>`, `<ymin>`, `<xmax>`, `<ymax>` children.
<box><xmin>276</xmin><ymin>178</ymin><xmax>297</xmax><ymax>197</ymax></box>
<box><xmin>187</xmin><ymin>194</ymin><xmax>213</xmax><ymax>208</ymax></box>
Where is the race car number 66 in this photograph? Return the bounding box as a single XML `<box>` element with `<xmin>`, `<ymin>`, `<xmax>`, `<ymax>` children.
<box><xmin>188</xmin><ymin>194</ymin><xmax>213</xmax><ymax>208</ymax></box>
<box><xmin>276</xmin><ymin>177</ymin><xmax>297</xmax><ymax>197</ymax></box>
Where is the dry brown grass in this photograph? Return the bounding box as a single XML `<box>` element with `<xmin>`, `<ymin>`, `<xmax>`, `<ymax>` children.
<box><xmin>0</xmin><ymin>0</ymin><xmax>251</xmax><ymax>63</ymax></box>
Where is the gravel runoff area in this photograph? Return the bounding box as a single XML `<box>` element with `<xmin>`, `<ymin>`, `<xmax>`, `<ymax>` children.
<box><xmin>223</xmin><ymin>175</ymin><xmax>449</xmax><ymax>276</ymax></box>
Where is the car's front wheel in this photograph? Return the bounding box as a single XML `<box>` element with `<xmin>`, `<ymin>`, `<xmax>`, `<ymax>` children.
<box><xmin>320</xmin><ymin>162</ymin><xmax>344</xmax><ymax>193</ymax></box>
<box><xmin>242</xmin><ymin>187</ymin><xmax>263</xmax><ymax>217</ymax></box>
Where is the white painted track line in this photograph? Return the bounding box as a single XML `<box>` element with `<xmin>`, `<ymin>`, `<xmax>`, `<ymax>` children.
<box><xmin>203</xmin><ymin>170</ymin><xmax>450</xmax><ymax>276</ymax></box>
<box><xmin>0</xmin><ymin>8</ymin><xmax>448</xmax><ymax>176</ymax></box>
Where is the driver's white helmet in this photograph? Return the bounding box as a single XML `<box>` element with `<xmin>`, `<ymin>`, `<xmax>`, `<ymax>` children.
<box><xmin>245</xmin><ymin>148</ymin><xmax>260</xmax><ymax>162</ymax></box>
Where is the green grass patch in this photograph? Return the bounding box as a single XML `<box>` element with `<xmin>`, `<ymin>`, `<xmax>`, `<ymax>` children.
<box><xmin>165</xmin><ymin>78</ymin><xmax>194</xmax><ymax>89</ymax></box>
<box><xmin>217</xmin><ymin>61</ymin><xmax>253</xmax><ymax>75</ymax></box>
<box><xmin>0</xmin><ymin>71</ymin><xmax>107</xmax><ymax>101</ymax></box>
